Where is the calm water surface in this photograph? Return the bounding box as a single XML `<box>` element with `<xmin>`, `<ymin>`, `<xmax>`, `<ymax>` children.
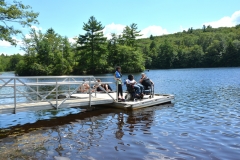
<box><xmin>0</xmin><ymin>68</ymin><xmax>240</xmax><ymax>160</ymax></box>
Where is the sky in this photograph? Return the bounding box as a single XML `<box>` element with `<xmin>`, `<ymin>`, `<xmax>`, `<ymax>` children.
<box><xmin>1</xmin><ymin>0</ymin><xmax>240</xmax><ymax>55</ymax></box>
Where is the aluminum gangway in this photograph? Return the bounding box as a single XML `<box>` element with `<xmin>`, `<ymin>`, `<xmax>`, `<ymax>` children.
<box><xmin>0</xmin><ymin>76</ymin><xmax>117</xmax><ymax>114</ymax></box>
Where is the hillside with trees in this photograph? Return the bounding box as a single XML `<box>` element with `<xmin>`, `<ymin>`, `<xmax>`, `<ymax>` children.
<box><xmin>138</xmin><ymin>25</ymin><xmax>240</xmax><ymax>69</ymax></box>
<box><xmin>1</xmin><ymin>1</ymin><xmax>240</xmax><ymax>76</ymax></box>
<box><xmin>12</xmin><ymin>22</ymin><xmax>240</xmax><ymax>75</ymax></box>
<box><xmin>9</xmin><ymin>16</ymin><xmax>145</xmax><ymax>75</ymax></box>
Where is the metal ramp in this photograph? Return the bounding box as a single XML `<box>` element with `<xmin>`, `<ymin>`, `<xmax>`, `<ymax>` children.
<box><xmin>0</xmin><ymin>76</ymin><xmax>116</xmax><ymax>114</ymax></box>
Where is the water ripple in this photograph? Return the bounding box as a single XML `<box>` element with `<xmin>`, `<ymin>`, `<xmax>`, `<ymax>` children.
<box><xmin>1</xmin><ymin>68</ymin><xmax>240</xmax><ymax>159</ymax></box>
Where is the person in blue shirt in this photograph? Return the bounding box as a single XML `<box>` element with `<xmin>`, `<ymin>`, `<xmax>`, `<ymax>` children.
<box><xmin>114</xmin><ymin>66</ymin><xmax>124</xmax><ymax>101</ymax></box>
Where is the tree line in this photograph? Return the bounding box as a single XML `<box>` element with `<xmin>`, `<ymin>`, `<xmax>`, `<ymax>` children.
<box><xmin>2</xmin><ymin>22</ymin><xmax>240</xmax><ymax>75</ymax></box>
<box><xmin>1</xmin><ymin>1</ymin><xmax>240</xmax><ymax>75</ymax></box>
<box><xmin>2</xmin><ymin>15</ymin><xmax>145</xmax><ymax>75</ymax></box>
<box><xmin>139</xmin><ymin>24</ymin><xmax>240</xmax><ymax>69</ymax></box>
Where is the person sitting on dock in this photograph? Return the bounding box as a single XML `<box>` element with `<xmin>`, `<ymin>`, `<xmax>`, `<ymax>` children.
<box><xmin>139</xmin><ymin>73</ymin><xmax>154</xmax><ymax>90</ymax></box>
<box><xmin>78</xmin><ymin>81</ymin><xmax>91</xmax><ymax>93</ymax></box>
<box><xmin>126</xmin><ymin>74</ymin><xmax>144</xmax><ymax>98</ymax></box>
<box><xmin>93</xmin><ymin>79</ymin><xmax>112</xmax><ymax>92</ymax></box>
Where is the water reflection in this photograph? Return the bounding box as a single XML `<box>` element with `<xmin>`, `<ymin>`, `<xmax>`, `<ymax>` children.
<box><xmin>1</xmin><ymin>68</ymin><xmax>240</xmax><ymax>159</ymax></box>
<box><xmin>0</xmin><ymin>104</ymin><xmax>173</xmax><ymax>159</ymax></box>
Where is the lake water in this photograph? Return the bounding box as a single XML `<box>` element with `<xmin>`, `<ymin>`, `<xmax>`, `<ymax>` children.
<box><xmin>0</xmin><ymin>68</ymin><xmax>240</xmax><ymax>160</ymax></box>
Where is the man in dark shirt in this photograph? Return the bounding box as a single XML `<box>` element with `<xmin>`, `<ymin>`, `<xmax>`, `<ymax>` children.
<box><xmin>139</xmin><ymin>73</ymin><xmax>154</xmax><ymax>90</ymax></box>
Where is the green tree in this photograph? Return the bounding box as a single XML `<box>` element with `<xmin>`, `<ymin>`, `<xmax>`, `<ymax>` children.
<box><xmin>187</xmin><ymin>27</ymin><xmax>193</xmax><ymax>33</ymax></box>
<box><xmin>115</xmin><ymin>45</ymin><xmax>144</xmax><ymax>72</ymax></box>
<box><xmin>197</xmin><ymin>34</ymin><xmax>213</xmax><ymax>52</ymax></box>
<box><xmin>17</xmin><ymin>28</ymin><xmax>73</xmax><ymax>75</ymax></box>
<box><xmin>63</xmin><ymin>37</ymin><xmax>74</xmax><ymax>74</ymax></box>
<box><xmin>157</xmin><ymin>40</ymin><xmax>175</xmax><ymax>68</ymax></box>
<box><xmin>0</xmin><ymin>53</ymin><xmax>10</xmax><ymax>71</ymax></box>
<box><xmin>204</xmin><ymin>40</ymin><xmax>223</xmax><ymax>67</ymax></box>
<box><xmin>140</xmin><ymin>46</ymin><xmax>150</xmax><ymax>67</ymax></box>
<box><xmin>122</xmin><ymin>23</ymin><xmax>142</xmax><ymax>48</ymax></box>
<box><xmin>222</xmin><ymin>41</ymin><xmax>240</xmax><ymax>66</ymax></box>
<box><xmin>206</xmin><ymin>25</ymin><xmax>213</xmax><ymax>32</ymax></box>
<box><xmin>0</xmin><ymin>0</ymin><xmax>39</xmax><ymax>45</ymax></box>
<box><xmin>77</xmin><ymin>16</ymin><xmax>107</xmax><ymax>74</ymax></box>
<box><xmin>203</xmin><ymin>25</ymin><xmax>206</xmax><ymax>32</ymax></box>
<box><xmin>187</xmin><ymin>45</ymin><xmax>204</xmax><ymax>67</ymax></box>
<box><xmin>6</xmin><ymin>53</ymin><xmax>22</xmax><ymax>71</ymax></box>
<box><xmin>173</xmin><ymin>48</ymin><xmax>188</xmax><ymax>68</ymax></box>
<box><xmin>236</xmin><ymin>24</ymin><xmax>240</xmax><ymax>29</ymax></box>
<box><xmin>107</xmin><ymin>33</ymin><xmax>119</xmax><ymax>70</ymax></box>
<box><xmin>107</xmin><ymin>26</ymin><xmax>145</xmax><ymax>72</ymax></box>
<box><xmin>38</xmin><ymin>28</ymin><xmax>64</xmax><ymax>75</ymax></box>
<box><xmin>0</xmin><ymin>56</ymin><xmax>3</xmax><ymax>71</ymax></box>
<box><xmin>149</xmin><ymin>34</ymin><xmax>154</xmax><ymax>40</ymax></box>
<box><xmin>149</xmin><ymin>41</ymin><xmax>156</xmax><ymax>51</ymax></box>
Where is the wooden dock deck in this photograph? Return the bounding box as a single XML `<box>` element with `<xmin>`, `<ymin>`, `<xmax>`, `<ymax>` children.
<box><xmin>0</xmin><ymin>92</ymin><xmax>174</xmax><ymax>114</ymax></box>
<box><xmin>0</xmin><ymin>75</ymin><xmax>174</xmax><ymax>114</ymax></box>
<box><xmin>106</xmin><ymin>93</ymin><xmax>174</xmax><ymax>110</ymax></box>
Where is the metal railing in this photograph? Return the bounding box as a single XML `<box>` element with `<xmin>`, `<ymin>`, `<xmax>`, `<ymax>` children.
<box><xmin>0</xmin><ymin>76</ymin><xmax>117</xmax><ymax>113</ymax></box>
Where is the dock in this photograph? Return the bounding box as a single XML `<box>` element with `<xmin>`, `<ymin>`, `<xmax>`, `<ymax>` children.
<box><xmin>0</xmin><ymin>76</ymin><xmax>174</xmax><ymax>114</ymax></box>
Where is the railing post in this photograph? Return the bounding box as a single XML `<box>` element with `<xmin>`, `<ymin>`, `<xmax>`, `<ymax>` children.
<box><xmin>153</xmin><ymin>85</ymin><xmax>154</xmax><ymax>98</ymax></box>
<box><xmin>68</xmin><ymin>78</ymin><xmax>70</xmax><ymax>95</ymax></box>
<box><xmin>37</xmin><ymin>78</ymin><xmax>39</xmax><ymax>101</ymax></box>
<box><xmin>94</xmin><ymin>77</ymin><xmax>97</xmax><ymax>97</ymax></box>
<box><xmin>89</xmin><ymin>77</ymin><xmax>91</xmax><ymax>107</ymax></box>
<box><xmin>56</xmin><ymin>78</ymin><xmax>58</xmax><ymax>109</ymax></box>
<box><xmin>14</xmin><ymin>78</ymin><xmax>16</xmax><ymax>114</ymax></box>
<box><xmin>116</xmin><ymin>81</ymin><xmax>118</xmax><ymax>101</ymax></box>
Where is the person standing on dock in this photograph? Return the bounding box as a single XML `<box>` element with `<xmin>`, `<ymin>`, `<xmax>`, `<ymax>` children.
<box><xmin>114</xmin><ymin>66</ymin><xmax>124</xmax><ymax>101</ymax></box>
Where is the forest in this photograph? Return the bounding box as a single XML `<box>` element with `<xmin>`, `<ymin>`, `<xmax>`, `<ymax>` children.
<box><xmin>1</xmin><ymin>1</ymin><xmax>240</xmax><ymax>75</ymax></box>
<box><xmin>1</xmin><ymin>22</ymin><xmax>240</xmax><ymax>76</ymax></box>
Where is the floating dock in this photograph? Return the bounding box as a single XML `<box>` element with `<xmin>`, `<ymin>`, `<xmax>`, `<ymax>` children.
<box><xmin>0</xmin><ymin>93</ymin><xmax>174</xmax><ymax>113</ymax></box>
<box><xmin>0</xmin><ymin>76</ymin><xmax>174</xmax><ymax>114</ymax></box>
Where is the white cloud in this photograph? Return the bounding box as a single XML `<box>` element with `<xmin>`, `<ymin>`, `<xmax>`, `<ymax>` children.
<box><xmin>13</xmin><ymin>37</ymin><xmax>23</xmax><ymax>46</ymax></box>
<box><xmin>0</xmin><ymin>26</ymin><xmax>41</xmax><ymax>49</ymax></box>
<box><xmin>0</xmin><ymin>40</ymin><xmax>11</xmax><ymax>47</ymax></box>
<box><xmin>31</xmin><ymin>25</ymin><xmax>42</xmax><ymax>31</ymax></box>
<box><xmin>103</xmin><ymin>23</ymin><xmax>126</xmax><ymax>39</ymax></box>
<box><xmin>0</xmin><ymin>37</ymin><xmax>23</xmax><ymax>47</ymax></box>
<box><xmin>68</xmin><ymin>37</ymin><xmax>77</xmax><ymax>44</ymax></box>
<box><xmin>140</xmin><ymin>25</ymin><xmax>169</xmax><ymax>38</ymax></box>
<box><xmin>204</xmin><ymin>10</ymin><xmax>240</xmax><ymax>28</ymax></box>
<box><xmin>103</xmin><ymin>23</ymin><xmax>168</xmax><ymax>39</ymax></box>
<box><xmin>25</xmin><ymin>34</ymin><xmax>31</xmax><ymax>39</ymax></box>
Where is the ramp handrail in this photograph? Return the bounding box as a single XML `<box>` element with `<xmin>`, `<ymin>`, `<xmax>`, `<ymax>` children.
<box><xmin>0</xmin><ymin>76</ymin><xmax>117</xmax><ymax>114</ymax></box>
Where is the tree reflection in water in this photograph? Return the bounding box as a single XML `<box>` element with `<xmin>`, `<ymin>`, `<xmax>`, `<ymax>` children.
<box><xmin>115</xmin><ymin>113</ymin><xmax>124</xmax><ymax>139</ymax></box>
<box><xmin>0</xmin><ymin>104</ymin><xmax>173</xmax><ymax>159</ymax></box>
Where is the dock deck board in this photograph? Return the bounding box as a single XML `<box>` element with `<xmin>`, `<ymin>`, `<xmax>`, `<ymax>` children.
<box><xmin>0</xmin><ymin>92</ymin><xmax>174</xmax><ymax>114</ymax></box>
<box><xmin>1</xmin><ymin>76</ymin><xmax>174</xmax><ymax>114</ymax></box>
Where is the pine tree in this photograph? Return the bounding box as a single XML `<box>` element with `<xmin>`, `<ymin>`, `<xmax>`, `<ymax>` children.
<box><xmin>77</xmin><ymin>16</ymin><xmax>107</xmax><ymax>74</ymax></box>
<box><xmin>122</xmin><ymin>23</ymin><xmax>142</xmax><ymax>48</ymax></box>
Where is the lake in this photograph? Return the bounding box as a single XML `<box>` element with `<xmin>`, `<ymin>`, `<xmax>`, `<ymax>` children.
<box><xmin>0</xmin><ymin>68</ymin><xmax>240</xmax><ymax>160</ymax></box>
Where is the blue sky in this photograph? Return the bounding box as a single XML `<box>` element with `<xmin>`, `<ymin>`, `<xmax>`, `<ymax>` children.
<box><xmin>1</xmin><ymin>0</ymin><xmax>240</xmax><ymax>55</ymax></box>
